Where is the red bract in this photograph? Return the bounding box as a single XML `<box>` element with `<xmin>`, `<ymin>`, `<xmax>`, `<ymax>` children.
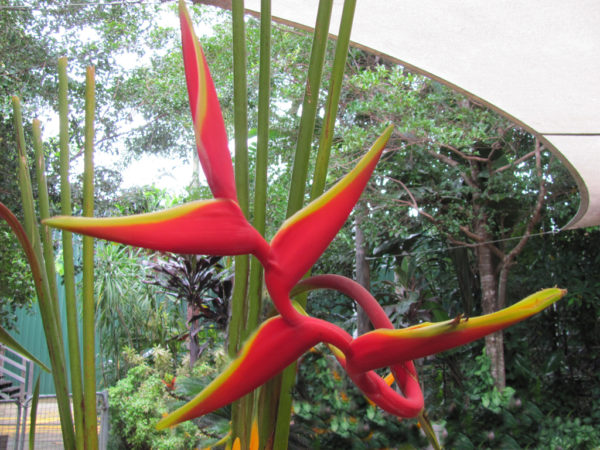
<box><xmin>179</xmin><ymin>0</ymin><xmax>236</xmax><ymax>202</ymax></box>
<box><xmin>44</xmin><ymin>0</ymin><xmax>565</xmax><ymax>431</ymax></box>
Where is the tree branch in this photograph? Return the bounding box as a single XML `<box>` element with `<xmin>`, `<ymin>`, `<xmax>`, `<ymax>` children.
<box><xmin>494</xmin><ymin>149</ymin><xmax>537</xmax><ymax>173</ymax></box>
<box><xmin>427</xmin><ymin>149</ymin><xmax>480</xmax><ymax>191</ymax></box>
<box><xmin>502</xmin><ymin>139</ymin><xmax>546</xmax><ymax>268</ymax></box>
<box><xmin>458</xmin><ymin>225</ymin><xmax>506</xmax><ymax>260</ymax></box>
<box><xmin>440</xmin><ymin>143</ymin><xmax>489</xmax><ymax>163</ymax></box>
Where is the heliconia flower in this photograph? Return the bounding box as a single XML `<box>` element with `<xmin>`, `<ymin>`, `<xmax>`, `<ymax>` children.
<box><xmin>161</xmin><ymin>376</ymin><xmax>176</xmax><ymax>391</ymax></box>
<box><xmin>44</xmin><ymin>0</ymin><xmax>566</xmax><ymax>433</ymax></box>
<box><xmin>347</xmin><ymin>287</ymin><xmax>565</xmax><ymax>373</ymax></box>
<box><xmin>292</xmin><ymin>274</ymin><xmax>424</xmax><ymax>416</ymax></box>
<box><xmin>44</xmin><ymin>199</ymin><xmax>269</xmax><ymax>261</ymax></box>
<box><xmin>156</xmin><ymin>313</ymin><xmax>352</xmax><ymax>429</ymax></box>
<box><xmin>266</xmin><ymin>126</ymin><xmax>393</xmax><ymax>311</ymax></box>
<box><xmin>156</xmin><ymin>295</ymin><xmax>423</xmax><ymax>429</ymax></box>
<box><xmin>44</xmin><ymin>0</ymin><xmax>394</xmax><ymax>326</ymax></box>
<box><xmin>157</xmin><ymin>278</ymin><xmax>563</xmax><ymax>427</ymax></box>
<box><xmin>179</xmin><ymin>0</ymin><xmax>236</xmax><ymax>202</ymax></box>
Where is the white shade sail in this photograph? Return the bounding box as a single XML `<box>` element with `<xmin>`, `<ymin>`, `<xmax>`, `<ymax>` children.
<box><xmin>239</xmin><ymin>0</ymin><xmax>600</xmax><ymax>229</ymax></box>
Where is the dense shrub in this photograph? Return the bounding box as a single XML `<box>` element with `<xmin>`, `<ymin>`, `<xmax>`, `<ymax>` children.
<box><xmin>293</xmin><ymin>349</ymin><xmax>428</xmax><ymax>449</ymax></box>
<box><xmin>108</xmin><ymin>363</ymin><xmax>200</xmax><ymax>449</ymax></box>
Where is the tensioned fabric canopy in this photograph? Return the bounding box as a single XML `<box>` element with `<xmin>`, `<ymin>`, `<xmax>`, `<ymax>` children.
<box><xmin>238</xmin><ymin>0</ymin><xmax>600</xmax><ymax>229</ymax></box>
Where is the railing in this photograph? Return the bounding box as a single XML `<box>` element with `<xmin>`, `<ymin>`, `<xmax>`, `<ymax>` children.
<box><xmin>0</xmin><ymin>345</ymin><xmax>109</xmax><ymax>449</ymax></box>
<box><xmin>0</xmin><ymin>344</ymin><xmax>34</xmax><ymax>450</ymax></box>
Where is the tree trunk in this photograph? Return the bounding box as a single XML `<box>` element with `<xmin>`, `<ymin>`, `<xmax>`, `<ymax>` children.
<box><xmin>355</xmin><ymin>203</ymin><xmax>371</xmax><ymax>335</ymax></box>
<box><xmin>187</xmin><ymin>304</ymin><xmax>199</xmax><ymax>369</ymax></box>
<box><xmin>475</xmin><ymin>222</ymin><xmax>506</xmax><ymax>390</ymax></box>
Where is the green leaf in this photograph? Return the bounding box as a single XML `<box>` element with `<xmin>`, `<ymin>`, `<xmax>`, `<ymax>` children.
<box><xmin>29</xmin><ymin>375</ymin><xmax>40</xmax><ymax>450</ymax></box>
<box><xmin>0</xmin><ymin>326</ymin><xmax>50</xmax><ymax>372</ymax></box>
<box><xmin>366</xmin><ymin>406</ymin><xmax>375</xmax><ymax>420</ymax></box>
<box><xmin>481</xmin><ymin>395</ymin><xmax>490</xmax><ymax>408</ymax></box>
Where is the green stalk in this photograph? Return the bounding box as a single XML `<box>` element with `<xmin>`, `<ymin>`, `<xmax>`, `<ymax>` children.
<box><xmin>229</xmin><ymin>0</ymin><xmax>251</xmax><ymax>445</ymax></box>
<box><xmin>246</xmin><ymin>0</ymin><xmax>271</xmax><ymax>340</ymax></box>
<box><xmin>82</xmin><ymin>66</ymin><xmax>99</xmax><ymax>450</ymax></box>
<box><xmin>232</xmin><ymin>0</ymin><xmax>249</xmax><ymax>218</ymax></box>
<box><xmin>32</xmin><ymin>120</ymin><xmax>61</xmax><ymax>321</ymax></box>
<box><xmin>257</xmin><ymin>374</ymin><xmax>280</xmax><ymax>446</ymax></box>
<box><xmin>12</xmin><ymin>99</ymin><xmax>44</xmax><ymax>287</ymax></box>
<box><xmin>285</xmin><ymin>0</ymin><xmax>333</xmax><ymax>217</ymax></box>
<box><xmin>310</xmin><ymin>0</ymin><xmax>357</xmax><ymax>200</ymax></box>
<box><xmin>29</xmin><ymin>375</ymin><xmax>40</xmax><ymax>450</ymax></box>
<box><xmin>58</xmin><ymin>56</ymin><xmax>85</xmax><ymax>450</ymax></box>
<box><xmin>248</xmin><ymin>2</ymin><xmax>271</xmax><ymax>446</ymax></box>
<box><xmin>12</xmin><ymin>97</ymin><xmax>76</xmax><ymax>449</ymax></box>
<box><xmin>229</xmin><ymin>254</ymin><xmax>249</xmax><ymax>444</ymax></box>
<box><xmin>274</xmin><ymin>3</ymin><xmax>333</xmax><ymax>448</ymax></box>
<box><xmin>228</xmin><ymin>0</ymin><xmax>250</xmax><ymax>358</ymax></box>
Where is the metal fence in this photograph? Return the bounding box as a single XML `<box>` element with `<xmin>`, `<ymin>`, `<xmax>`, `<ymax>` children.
<box><xmin>0</xmin><ymin>346</ymin><xmax>109</xmax><ymax>449</ymax></box>
<box><xmin>0</xmin><ymin>393</ymin><xmax>109</xmax><ymax>450</ymax></box>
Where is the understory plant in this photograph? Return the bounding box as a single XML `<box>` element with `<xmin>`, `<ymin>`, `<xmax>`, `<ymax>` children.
<box><xmin>109</xmin><ymin>344</ymin><xmax>232</xmax><ymax>449</ymax></box>
<box><xmin>108</xmin><ymin>359</ymin><xmax>199</xmax><ymax>449</ymax></box>
<box><xmin>293</xmin><ymin>349</ymin><xmax>427</xmax><ymax>449</ymax></box>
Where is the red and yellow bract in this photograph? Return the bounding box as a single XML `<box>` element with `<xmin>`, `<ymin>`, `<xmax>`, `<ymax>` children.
<box><xmin>44</xmin><ymin>0</ymin><xmax>565</xmax><ymax>432</ymax></box>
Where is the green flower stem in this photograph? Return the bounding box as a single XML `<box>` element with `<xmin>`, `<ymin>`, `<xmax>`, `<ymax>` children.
<box><xmin>228</xmin><ymin>0</ymin><xmax>250</xmax><ymax>358</ymax></box>
<box><xmin>12</xmin><ymin>97</ymin><xmax>76</xmax><ymax>449</ymax></box>
<box><xmin>228</xmin><ymin>254</ymin><xmax>250</xmax><ymax>432</ymax></box>
<box><xmin>230</xmin><ymin>0</ymin><xmax>252</xmax><ymax>445</ymax></box>
<box><xmin>246</xmin><ymin>0</ymin><xmax>271</xmax><ymax>341</ymax></box>
<box><xmin>32</xmin><ymin>120</ymin><xmax>61</xmax><ymax>320</ymax></box>
<box><xmin>29</xmin><ymin>375</ymin><xmax>40</xmax><ymax>450</ymax></box>
<box><xmin>274</xmin><ymin>2</ymin><xmax>333</xmax><ymax>448</ymax></box>
<box><xmin>285</xmin><ymin>0</ymin><xmax>333</xmax><ymax>218</ymax></box>
<box><xmin>82</xmin><ymin>66</ymin><xmax>99</xmax><ymax>450</ymax></box>
<box><xmin>246</xmin><ymin>2</ymin><xmax>271</xmax><ymax>446</ymax></box>
<box><xmin>232</xmin><ymin>0</ymin><xmax>249</xmax><ymax>218</ymax></box>
<box><xmin>58</xmin><ymin>56</ymin><xmax>85</xmax><ymax>450</ymax></box>
<box><xmin>310</xmin><ymin>0</ymin><xmax>357</xmax><ymax>200</ymax></box>
<box><xmin>257</xmin><ymin>374</ymin><xmax>281</xmax><ymax>448</ymax></box>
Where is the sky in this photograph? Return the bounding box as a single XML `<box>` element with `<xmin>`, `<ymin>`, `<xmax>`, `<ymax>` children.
<box><xmin>104</xmin><ymin>4</ymin><xmax>193</xmax><ymax>194</ymax></box>
<box><xmin>46</xmin><ymin>2</ymin><xmax>216</xmax><ymax>197</ymax></box>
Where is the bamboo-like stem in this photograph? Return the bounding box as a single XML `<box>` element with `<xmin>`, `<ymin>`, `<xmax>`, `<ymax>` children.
<box><xmin>228</xmin><ymin>254</ymin><xmax>249</xmax><ymax>441</ymax></box>
<box><xmin>232</xmin><ymin>0</ymin><xmax>249</xmax><ymax>218</ymax></box>
<box><xmin>29</xmin><ymin>375</ymin><xmax>41</xmax><ymax>450</ymax></box>
<box><xmin>274</xmin><ymin>3</ymin><xmax>333</xmax><ymax>448</ymax></box>
<box><xmin>285</xmin><ymin>0</ymin><xmax>333</xmax><ymax>217</ymax></box>
<box><xmin>247</xmin><ymin>2</ymin><xmax>271</xmax><ymax>446</ymax></box>
<box><xmin>58</xmin><ymin>56</ymin><xmax>85</xmax><ymax>450</ymax></box>
<box><xmin>228</xmin><ymin>0</ymin><xmax>250</xmax><ymax>358</ymax></box>
<box><xmin>32</xmin><ymin>120</ymin><xmax>61</xmax><ymax>321</ymax></box>
<box><xmin>12</xmin><ymin>97</ymin><xmax>76</xmax><ymax>449</ymax></box>
<box><xmin>246</xmin><ymin>0</ymin><xmax>270</xmax><ymax>341</ymax></box>
<box><xmin>229</xmin><ymin>0</ymin><xmax>251</xmax><ymax>445</ymax></box>
<box><xmin>310</xmin><ymin>0</ymin><xmax>356</xmax><ymax>200</ymax></box>
<box><xmin>13</xmin><ymin>99</ymin><xmax>43</xmax><ymax>287</ymax></box>
<box><xmin>82</xmin><ymin>66</ymin><xmax>99</xmax><ymax>450</ymax></box>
